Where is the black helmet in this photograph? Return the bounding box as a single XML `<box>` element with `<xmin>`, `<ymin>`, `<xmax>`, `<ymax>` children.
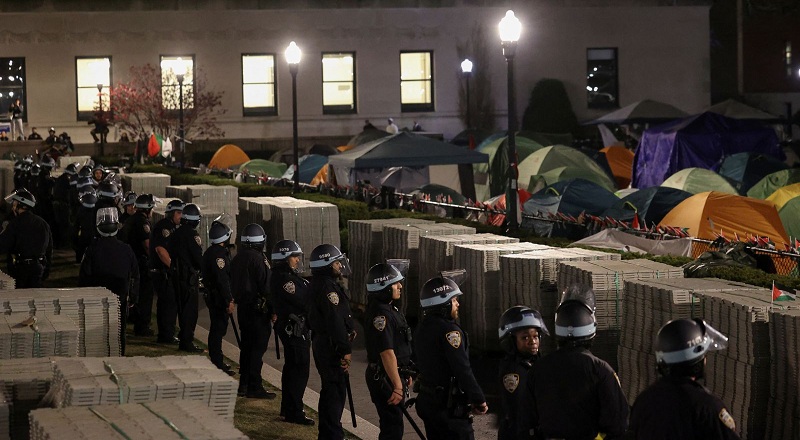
<box><xmin>554</xmin><ymin>285</ymin><xmax>597</xmax><ymax>344</ymax></box>
<box><xmin>499</xmin><ymin>306</ymin><xmax>549</xmax><ymax>340</ymax></box>
<box><xmin>134</xmin><ymin>193</ymin><xmax>155</xmax><ymax>210</ymax></box>
<box><xmin>96</xmin><ymin>207</ymin><xmax>119</xmax><ymax>237</ymax></box>
<box><xmin>165</xmin><ymin>199</ymin><xmax>185</xmax><ymax>213</ymax></box>
<box><xmin>64</xmin><ymin>163</ymin><xmax>78</xmax><ymax>175</ymax></box>
<box><xmin>80</xmin><ymin>192</ymin><xmax>97</xmax><ymax>209</ymax></box>
<box><xmin>181</xmin><ymin>203</ymin><xmax>201</xmax><ymax>226</ymax></box>
<box><xmin>29</xmin><ymin>164</ymin><xmax>41</xmax><ymax>176</ymax></box>
<box><xmin>76</xmin><ymin>176</ymin><xmax>95</xmax><ymax>192</ymax></box>
<box><xmin>241</xmin><ymin>223</ymin><xmax>267</xmax><ymax>249</ymax></box>
<box><xmin>93</xmin><ymin>163</ymin><xmax>104</xmax><ymax>173</ymax></box>
<box><xmin>5</xmin><ymin>188</ymin><xmax>36</xmax><ymax>208</ymax></box>
<box><xmin>78</xmin><ymin>166</ymin><xmax>92</xmax><ymax>178</ymax></box>
<box><xmin>121</xmin><ymin>191</ymin><xmax>137</xmax><ymax>206</ymax></box>
<box><xmin>310</xmin><ymin>244</ymin><xmax>350</xmax><ymax>276</ymax></box>
<box><xmin>22</xmin><ymin>155</ymin><xmax>34</xmax><ymax>165</ymax></box>
<box><xmin>419</xmin><ymin>276</ymin><xmax>462</xmax><ymax>318</ymax></box>
<box><xmin>655</xmin><ymin>318</ymin><xmax>728</xmax><ymax>378</ymax></box>
<box><xmin>13</xmin><ymin>160</ymin><xmax>23</xmax><ymax>171</ymax></box>
<box><xmin>48</xmin><ymin>127</ymin><xmax>55</xmax><ymax>134</ymax></box>
<box><xmin>96</xmin><ymin>181</ymin><xmax>119</xmax><ymax>200</ymax></box>
<box><xmin>209</xmin><ymin>220</ymin><xmax>232</xmax><ymax>244</ymax></box>
<box><xmin>271</xmin><ymin>239</ymin><xmax>302</xmax><ymax>261</ymax></box>
<box><xmin>40</xmin><ymin>156</ymin><xmax>55</xmax><ymax>170</ymax></box>
<box><xmin>366</xmin><ymin>263</ymin><xmax>404</xmax><ymax>293</ymax></box>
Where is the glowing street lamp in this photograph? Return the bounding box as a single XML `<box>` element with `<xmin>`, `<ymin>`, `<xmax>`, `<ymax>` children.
<box><xmin>285</xmin><ymin>41</ymin><xmax>302</xmax><ymax>192</ymax></box>
<box><xmin>499</xmin><ymin>10</ymin><xmax>522</xmax><ymax>231</ymax></box>
<box><xmin>461</xmin><ymin>58</ymin><xmax>473</xmax><ymax>129</ymax></box>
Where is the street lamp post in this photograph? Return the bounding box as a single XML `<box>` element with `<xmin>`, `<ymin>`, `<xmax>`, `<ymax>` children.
<box><xmin>461</xmin><ymin>58</ymin><xmax>473</xmax><ymax>129</ymax></box>
<box><xmin>97</xmin><ymin>83</ymin><xmax>105</xmax><ymax>156</ymax></box>
<box><xmin>499</xmin><ymin>10</ymin><xmax>522</xmax><ymax>231</ymax></box>
<box><xmin>285</xmin><ymin>41</ymin><xmax>302</xmax><ymax>193</ymax></box>
<box><xmin>176</xmin><ymin>71</ymin><xmax>185</xmax><ymax>168</ymax></box>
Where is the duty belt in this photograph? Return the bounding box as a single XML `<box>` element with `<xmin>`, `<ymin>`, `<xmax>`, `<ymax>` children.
<box><xmin>14</xmin><ymin>255</ymin><xmax>45</xmax><ymax>264</ymax></box>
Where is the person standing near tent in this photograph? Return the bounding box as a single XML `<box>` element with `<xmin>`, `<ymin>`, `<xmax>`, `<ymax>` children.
<box><xmin>386</xmin><ymin>118</ymin><xmax>399</xmax><ymax>134</ymax></box>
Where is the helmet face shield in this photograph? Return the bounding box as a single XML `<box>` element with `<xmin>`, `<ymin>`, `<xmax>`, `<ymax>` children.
<box><xmin>440</xmin><ymin>269</ymin><xmax>467</xmax><ymax>287</ymax></box>
<box><xmin>699</xmin><ymin>319</ymin><xmax>728</xmax><ymax>352</ymax></box>
<box><xmin>559</xmin><ymin>284</ymin><xmax>596</xmax><ymax>313</ymax></box>
<box><xmin>386</xmin><ymin>259</ymin><xmax>410</xmax><ymax>278</ymax></box>
<box><xmin>96</xmin><ymin>207</ymin><xmax>119</xmax><ymax>227</ymax></box>
<box><xmin>335</xmin><ymin>255</ymin><xmax>352</xmax><ymax>277</ymax></box>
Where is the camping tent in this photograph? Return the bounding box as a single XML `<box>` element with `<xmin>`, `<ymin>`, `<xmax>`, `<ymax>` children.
<box><xmin>602</xmin><ymin>186</ymin><xmax>693</xmax><ymax>225</ymax></box>
<box><xmin>346</xmin><ymin>128</ymin><xmax>390</xmax><ymax>148</ymax></box>
<box><xmin>766</xmin><ymin>183</ymin><xmax>800</xmax><ymax>239</ymax></box>
<box><xmin>208</xmin><ymin>144</ymin><xmax>250</xmax><ymax>170</ymax></box>
<box><xmin>661</xmin><ymin>168</ymin><xmax>739</xmax><ymax>194</ymax></box>
<box><xmin>705</xmin><ymin>99</ymin><xmax>783</xmax><ymax>122</ymax></box>
<box><xmin>450</xmin><ymin>128</ymin><xmax>494</xmax><ymax>148</ymax></box>
<box><xmin>518</xmin><ymin>145</ymin><xmax>616</xmax><ymax>192</ymax></box>
<box><xmin>632</xmin><ymin>112</ymin><xmax>782</xmax><ymax>188</ymax></box>
<box><xmin>238</xmin><ymin>159</ymin><xmax>287</xmax><ymax>177</ymax></box>
<box><xmin>473</xmin><ymin>134</ymin><xmax>545</xmax><ymax>201</ymax></box>
<box><xmin>378</xmin><ymin>167</ymin><xmax>429</xmax><ymax>192</ymax></box>
<box><xmin>746</xmin><ymin>169</ymin><xmax>800</xmax><ymax>199</ymax></box>
<box><xmin>586</xmin><ymin>99</ymin><xmax>687</xmax><ymax>125</ymax></box>
<box><xmin>522</xmin><ymin>179</ymin><xmax>618</xmax><ymax>238</ymax></box>
<box><xmin>328</xmin><ymin>132</ymin><xmax>488</xmax><ymax>193</ymax></box>
<box><xmin>659</xmin><ymin>191</ymin><xmax>789</xmax><ymax>245</ymax></box>
<box><xmin>718</xmin><ymin>152</ymin><xmax>788</xmax><ymax>193</ymax></box>
<box><xmin>596</xmin><ymin>145</ymin><xmax>635</xmax><ymax>189</ymax></box>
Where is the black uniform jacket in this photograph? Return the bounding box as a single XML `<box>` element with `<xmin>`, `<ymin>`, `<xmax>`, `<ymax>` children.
<box><xmin>202</xmin><ymin>244</ymin><xmax>233</xmax><ymax>308</ymax></box>
<box><xmin>308</xmin><ymin>275</ymin><xmax>354</xmax><ymax>357</ymax></box>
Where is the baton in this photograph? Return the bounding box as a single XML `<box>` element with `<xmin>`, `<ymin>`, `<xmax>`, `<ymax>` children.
<box><xmin>229</xmin><ymin>314</ymin><xmax>241</xmax><ymax>346</ymax></box>
<box><xmin>345</xmin><ymin>372</ymin><xmax>357</xmax><ymax>428</ymax></box>
<box><xmin>274</xmin><ymin>322</ymin><xmax>281</xmax><ymax>359</ymax></box>
<box><xmin>401</xmin><ymin>398</ymin><xmax>426</xmax><ymax>440</ymax></box>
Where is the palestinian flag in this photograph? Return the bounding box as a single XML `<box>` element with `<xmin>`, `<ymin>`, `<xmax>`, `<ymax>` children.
<box><xmin>772</xmin><ymin>281</ymin><xmax>797</xmax><ymax>301</ymax></box>
<box><xmin>148</xmin><ymin>133</ymin><xmax>164</xmax><ymax>157</ymax></box>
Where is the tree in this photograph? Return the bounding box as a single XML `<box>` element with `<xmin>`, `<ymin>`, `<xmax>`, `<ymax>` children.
<box><xmin>521</xmin><ymin>78</ymin><xmax>579</xmax><ymax>135</ymax></box>
<box><xmin>456</xmin><ymin>23</ymin><xmax>495</xmax><ymax>131</ymax></box>
<box><xmin>109</xmin><ymin>64</ymin><xmax>226</xmax><ymax>143</ymax></box>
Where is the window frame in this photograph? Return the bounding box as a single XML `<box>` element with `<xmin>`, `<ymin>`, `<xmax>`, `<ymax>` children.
<box><xmin>586</xmin><ymin>47</ymin><xmax>619</xmax><ymax>110</ymax></box>
<box><xmin>75</xmin><ymin>56</ymin><xmax>112</xmax><ymax>121</ymax></box>
<box><xmin>241</xmin><ymin>53</ymin><xmax>278</xmax><ymax>117</ymax></box>
<box><xmin>0</xmin><ymin>57</ymin><xmax>27</xmax><ymax>123</ymax></box>
<box><xmin>321</xmin><ymin>51</ymin><xmax>357</xmax><ymax>115</ymax></box>
<box><xmin>159</xmin><ymin>54</ymin><xmax>196</xmax><ymax>111</ymax></box>
<box><xmin>400</xmin><ymin>50</ymin><xmax>435</xmax><ymax>113</ymax></box>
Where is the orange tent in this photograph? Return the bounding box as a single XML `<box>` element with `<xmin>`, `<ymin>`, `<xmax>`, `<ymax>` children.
<box><xmin>599</xmin><ymin>145</ymin><xmax>634</xmax><ymax>189</ymax></box>
<box><xmin>207</xmin><ymin>144</ymin><xmax>250</xmax><ymax>170</ymax></box>
<box><xmin>659</xmin><ymin>191</ymin><xmax>788</xmax><ymax>246</ymax></box>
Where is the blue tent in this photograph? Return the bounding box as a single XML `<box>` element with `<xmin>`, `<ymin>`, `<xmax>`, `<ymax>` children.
<box><xmin>718</xmin><ymin>152</ymin><xmax>788</xmax><ymax>194</ymax></box>
<box><xmin>522</xmin><ymin>179</ymin><xmax>618</xmax><ymax>238</ymax></box>
<box><xmin>298</xmin><ymin>154</ymin><xmax>328</xmax><ymax>184</ymax></box>
<box><xmin>602</xmin><ymin>186</ymin><xmax>693</xmax><ymax>225</ymax></box>
<box><xmin>632</xmin><ymin>112</ymin><xmax>782</xmax><ymax>189</ymax></box>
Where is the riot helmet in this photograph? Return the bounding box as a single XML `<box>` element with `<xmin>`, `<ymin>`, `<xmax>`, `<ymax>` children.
<box><xmin>419</xmin><ymin>276</ymin><xmax>462</xmax><ymax>319</ymax></box>
<box><xmin>366</xmin><ymin>262</ymin><xmax>407</xmax><ymax>303</ymax></box>
<box><xmin>96</xmin><ymin>207</ymin><xmax>119</xmax><ymax>237</ymax></box>
<box><xmin>554</xmin><ymin>285</ymin><xmax>597</xmax><ymax>346</ymax></box>
<box><xmin>240</xmin><ymin>223</ymin><xmax>267</xmax><ymax>250</ymax></box>
<box><xmin>655</xmin><ymin>318</ymin><xmax>728</xmax><ymax>379</ymax></box>
<box><xmin>499</xmin><ymin>306</ymin><xmax>549</xmax><ymax>355</ymax></box>
<box><xmin>13</xmin><ymin>160</ymin><xmax>23</xmax><ymax>171</ymax></box>
<box><xmin>134</xmin><ymin>193</ymin><xmax>155</xmax><ymax>210</ymax></box>
<box><xmin>97</xmin><ymin>181</ymin><xmax>120</xmax><ymax>201</ymax></box>
<box><xmin>22</xmin><ymin>155</ymin><xmax>34</xmax><ymax>165</ymax></box>
<box><xmin>181</xmin><ymin>203</ymin><xmax>201</xmax><ymax>228</ymax></box>
<box><xmin>76</xmin><ymin>176</ymin><xmax>95</xmax><ymax>194</ymax></box>
<box><xmin>5</xmin><ymin>188</ymin><xmax>36</xmax><ymax>209</ymax></box>
<box><xmin>209</xmin><ymin>220</ymin><xmax>232</xmax><ymax>245</ymax></box>
<box><xmin>271</xmin><ymin>239</ymin><xmax>304</xmax><ymax>272</ymax></box>
<box><xmin>29</xmin><ymin>164</ymin><xmax>41</xmax><ymax>177</ymax></box>
<box><xmin>80</xmin><ymin>192</ymin><xmax>97</xmax><ymax>209</ymax></box>
<box><xmin>121</xmin><ymin>191</ymin><xmax>137</xmax><ymax>207</ymax></box>
<box><xmin>64</xmin><ymin>163</ymin><xmax>78</xmax><ymax>176</ymax></box>
<box><xmin>165</xmin><ymin>199</ymin><xmax>185</xmax><ymax>213</ymax></box>
<box><xmin>40</xmin><ymin>156</ymin><xmax>56</xmax><ymax>171</ymax></box>
<box><xmin>78</xmin><ymin>166</ymin><xmax>92</xmax><ymax>178</ymax></box>
<box><xmin>309</xmin><ymin>244</ymin><xmax>351</xmax><ymax>276</ymax></box>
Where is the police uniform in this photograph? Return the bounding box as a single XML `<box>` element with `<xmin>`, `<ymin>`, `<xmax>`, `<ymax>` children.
<box><xmin>414</xmin><ymin>314</ymin><xmax>484</xmax><ymax>440</ymax></box>
<box><xmin>527</xmin><ymin>346</ymin><xmax>628</xmax><ymax>440</ymax></box>
<box><xmin>364</xmin><ymin>298</ymin><xmax>412</xmax><ymax>440</ymax></box>
<box><xmin>150</xmin><ymin>216</ymin><xmax>178</xmax><ymax>342</ymax></box>
<box><xmin>308</xmin><ymin>274</ymin><xmax>355</xmax><ymax>440</ymax></box>
<box><xmin>73</xmin><ymin>202</ymin><xmax>96</xmax><ymax>263</ymax></box>
<box><xmin>498</xmin><ymin>354</ymin><xmax>535</xmax><ymax>440</ymax></box>
<box><xmin>120</xmin><ymin>211</ymin><xmax>154</xmax><ymax>336</ymax></box>
<box><xmin>202</xmin><ymin>243</ymin><xmax>233</xmax><ymax>369</ymax></box>
<box><xmin>35</xmin><ymin>171</ymin><xmax>56</xmax><ymax>235</ymax></box>
<box><xmin>271</xmin><ymin>264</ymin><xmax>312</xmax><ymax>422</ymax></box>
<box><xmin>52</xmin><ymin>171</ymin><xmax>72</xmax><ymax>248</ymax></box>
<box><xmin>167</xmin><ymin>221</ymin><xmax>203</xmax><ymax>350</ymax></box>
<box><xmin>79</xmin><ymin>235</ymin><xmax>139</xmax><ymax>354</ymax></box>
<box><xmin>0</xmin><ymin>210</ymin><xmax>53</xmax><ymax>288</ymax></box>
<box><xmin>231</xmin><ymin>246</ymin><xmax>273</xmax><ymax>396</ymax></box>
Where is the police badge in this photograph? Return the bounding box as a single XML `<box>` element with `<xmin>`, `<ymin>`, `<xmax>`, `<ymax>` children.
<box><xmin>327</xmin><ymin>292</ymin><xmax>339</xmax><ymax>305</ymax></box>
<box><xmin>162</xmin><ymin>229</ymin><xmax>170</xmax><ymax>238</ymax></box>
<box><xmin>719</xmin><ymin>408</ymin><xmax>736</xmax><ymax>431</ymax></box>
<box><xmin>216</xmin><ymin>258</ymin><xmax>225</xmax><ymax>269</ymax></box>
<box><xmin>283</xmin><ymin>282</ymin><xmax>296</xmax><ymax>294</ymax></box>
<box><xmin>445</xmin><ymin>331</ymin><xmax>462</xmax><ymax>348</ymax></box>
<box><xmin>373</xmin><ymin>316</ymin><xmax>386</xmax><ymax>331</ymax></box>
<box><xmin>503</xmin><ymin>374</ymin><xmax>520</xmax><ymax>393</ymax></box>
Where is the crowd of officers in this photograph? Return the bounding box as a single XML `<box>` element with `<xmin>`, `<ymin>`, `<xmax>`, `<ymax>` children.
<box><xmin>0</xmin><ymin>155</ymin><xmax>742</xmax><ymax>440</ymax></box>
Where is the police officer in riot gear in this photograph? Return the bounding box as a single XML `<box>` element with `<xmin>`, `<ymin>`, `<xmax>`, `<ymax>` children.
<box><xmin>628</xmin><ymin>319</ymin><xmax>739</xmax><ymax>439</ymax></box>
<box><xmin>79</xmin><ymin>208</ymin><xmax>139</xmax><ymax>355</ymax></box>
<box><xmin>95</xmin><ymin>181</ymin><xmax>120</xmax><ymax>210</ymax></box>
<box><xmin>271</xmin><ymin>239</ymin><xmax>314</xmax><ymax>425</ymax></box>
<box><xmin>232</xmin><ymin>223</ymin><xmax>277</xmax><ymax>399</ymax></box>
<box><xmin>202</xmin><ymin>220</ymin><xmax>235</xmax><ymax>375</ymax></box>
<box><xmin>414</xmin><ymin>275</ymin><xmax>488</xmax><ymax>440</ymax></box>
<box><xmin>308</xmin><ymin>243</ymin><xmax>356</xmax><ymax>440</ymax></box>
<box><xmin>151</xmin><ymin>199</ymin><xmax>183</xmax><ymax>344</ymax></box>
<box><xmin>119</xmin><ymin>191</ymin><xmax>137</xmax><ymax>225</ymax></box>
<box><xmin>527</xmin><ymin>285</ymin><xmax>628</xmax><ymax>440</ymax></box>
<box><xmin>120</xmin><ymin>194</ymin><xmax>156</xmax><ymax>337</ymax></box>
<box><xmin>0</xmin><ymin>188</ymin><xmax>53</xmax><ymax>288</ymax></box>
<box><xmin>73</xmin><ymin>191</ymin><xmax>97</xmax><ymax>263</ymax></box>
<box><xmin>498</xmin><ymin>306</ymin><xmax>548</xmax><ymax>440</ymax></box>
<box><xmin>168</xmin><ymin>203</ymin><xmax>203</xmax><ymax>353</ymax></box>
<box><xmin>52</xmin><ymin>162</ymin><xmax>76</xmax><ymax>248</ymax></box>
<box><xmin>364</xmin><ymin>261</ymin><xmax>413</xmax><ymax>440</ymax></box>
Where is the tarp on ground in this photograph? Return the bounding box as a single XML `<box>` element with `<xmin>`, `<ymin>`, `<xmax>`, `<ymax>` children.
<box><xmin>473</xmin><ymin>134</ymin><xmax>545</xmax><ymax>201</ymax></box>
<box><xmin>602</xmin><ymin>186</ymin><xmax>693</xmax><ymax>225</ymax></box>
<box><xmin>766</xmin><ymin>183</ymin><xmax>800</xmax><ymax>240</ymax></box>
<box><xmin>522</xmin><ymin>179</ymin><xmax>617</xmax><ymax>238</ymax></box>
<box><xmin>718</xmin><ymin>152</ymin><xmax>788</xmax><ymax>194</ymax></box>
<box><xmin>518</xmin><ymin>145</ymin><xmax>617</xmax><ymax>192</ymax></box>
<box><xmin>705</xmin><ymin>99</ymin><xmax>784</xmax><ymax>122</ymax></box>
<box><xmin>238</xmin><ymin>158</ymin><xmax>287</xmax><ymax>177</ymax></box>
<box><xmin>633</xmin><ymin>112</ymin><xmax>783</xmax><ymax>188</ymax></box>
<box><xmin>208</xmin><ymin>144</ymin><xmax>250</xmax><ymax>170</ymax></box>
<box><xmin>659</xmin><ymin>191</ymin><xmax>789</xmax><ymax>246</ymax></box>
<box><xmin>746</xmin><ymin>168</ymin><xmax>800</xmax><ymax>199</ymax></box>
<box><xmin>597</xmin><ymin>145</ymin><xmax>635</xmax><ymax>189</ymax></box>
<box><xmin>572</xmin><ymin>229</ymin><xmax>693</xmax><ymax>257</ymax></box>
<box><xmin>585</xmin><ymin>99</ymin><xmax>688</xmax><ymax>125</ymax></box>
<box><xmin>661</xmin><ymin>168</ymin><xmax>739</xmax><ymax>194</ymax></box>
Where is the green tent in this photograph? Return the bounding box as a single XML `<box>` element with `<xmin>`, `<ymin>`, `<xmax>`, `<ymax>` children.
<box><xmin>473</xmin><ymin>135</ymin><xmax>545</xmax><ymax>201</ymax></box>
<box><xmin>238</xmin><ymin>159</ymin><xmax>287</xmax><ymax>177</ymax></box>
<box><xmin>517</xmin><ymin>145</ymin><xmax>616</xmax><ymax>192</ymax></box>
<box><xmin>661</xmin><ymin>168</ymin><xmax>738</xmax><ymax>195</ymax></box>
<box><xmin>747</xmin><ymin>169</ymin><xmax>800</xmax><ymax>199</ymax></box>
<box><xmin>766</xmin><ymin>183</ymin><xmax>800</xmax><ymax>239</ymax></box>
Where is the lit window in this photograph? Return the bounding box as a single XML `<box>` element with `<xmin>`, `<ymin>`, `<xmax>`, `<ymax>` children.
<box><xmin>587</xmin><ymin>48</ymin><xmax>619</xmax><ymax>109</ymax></box>
<box><xmin>322</xmin><ymin>52</ymin><xmax>356</xmax><ymax>114</ymax></box>
<box><xmin>242</xmin><ymin>54</ymin><xmax>277</xmax><ymax>116</ymax></box>
<box><xmin>160</xmin><ymin>55</ymin><xmax>194</xmax><ymax>110</ymax></box>
<box><xmin>400</xmin><ymin>51</ymin><xmax>434</xmax><ymax>112</ymax></box>
<box><xmin>0</xmin><ymin>58</ymin><xmax>26</xmax><ymax>122</ymax></box>
<box><xmin>76</xmin><ymin>57</ymin><xmax>111</xmax><ymax>120</ymax></box>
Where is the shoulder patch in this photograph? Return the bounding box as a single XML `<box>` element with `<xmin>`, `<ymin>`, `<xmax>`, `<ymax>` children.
<box><xmin>503</xmin><ymin>374</ymin><xmax>520</xmax><ymax>393</ymax></box>
<box><xmin>445</xmin><ymin>331</ymin><xmax>462</xmax><ymax>349</ymax></box>
<box><xmin>216</xmin><ymin>258</ymin><xmax>225</xmax><ymax>269</ymax></box>
<box><xmin>327</xmin><ymin>292</ymin><xmax>339</xmax><ymax>305</ymax></box>
<box><xmin>162</xmin><ymin>228</ymin><xmax>170</xmax><ymax>238</ymax></box>
<box><xmin>283</xmin><ymin>281</ymin><xmax>296</xmax><ymax>294</ymax></box>
<box><xmin>194</xmin><ymin>235</ymin><xmax>202</xmax><ymax>246</ymax></box>
<box><xmin>373</xmin><ymin>316</ymin><xmax>386</xmax><ymax>331</ymax></box>
<box><xmin>143</xmin><ymin>224</ymin><xmax>150</xmax><ymax>234</ymax></box>
<box><xmin>719</xmin><ymin>408</ymin><xmax>736</xmax><ymax>431</ymax></box>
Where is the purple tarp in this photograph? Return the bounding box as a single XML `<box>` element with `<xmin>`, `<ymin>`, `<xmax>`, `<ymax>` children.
<box><xmin>632</xmin><ymin>112</ymin><xmax>782</xmax><ymax>188</ymax></box>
